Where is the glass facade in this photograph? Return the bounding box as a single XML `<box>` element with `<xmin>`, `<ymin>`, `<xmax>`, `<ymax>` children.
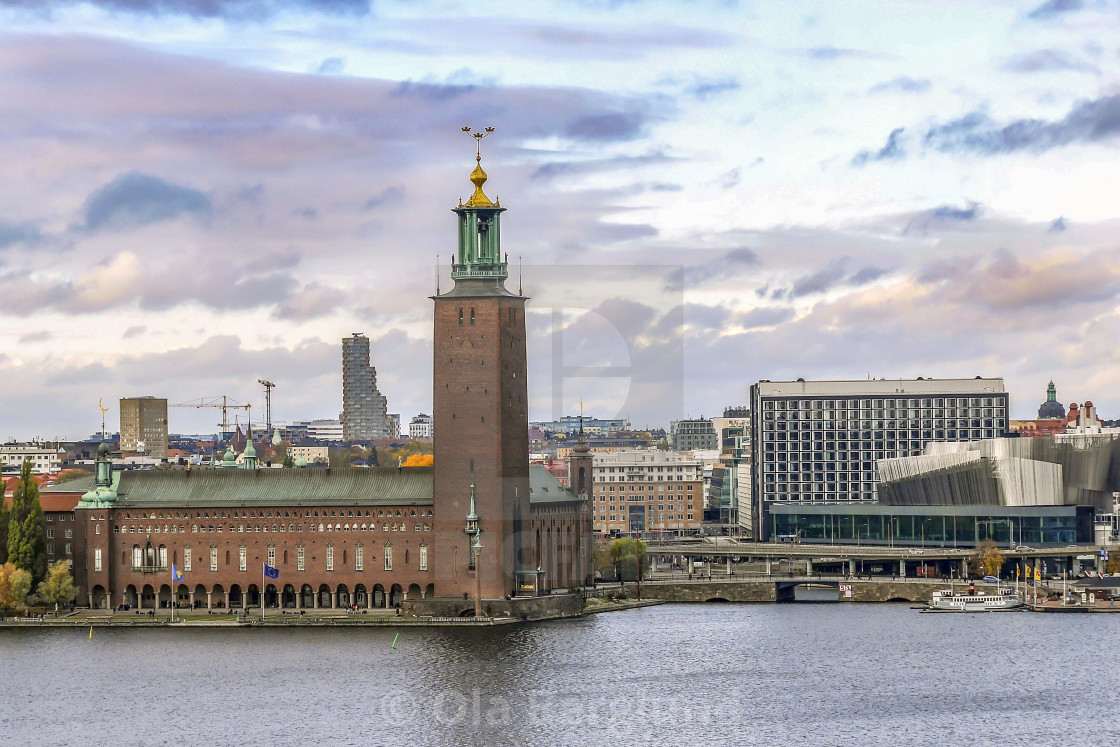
<box><xmin>770</xmin><ymin>505</ymin><xmax>1091</xmax><ymax>547</ymax></box>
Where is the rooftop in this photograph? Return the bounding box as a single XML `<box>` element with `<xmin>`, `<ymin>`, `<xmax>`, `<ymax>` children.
<box><xmin>754</xmin><ymin>377</ymin><xmax>1006</xmax><ymax>397</ymax></box>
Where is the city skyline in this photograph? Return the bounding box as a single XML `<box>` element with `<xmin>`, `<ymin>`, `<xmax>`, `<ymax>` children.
<box><xmin>3</xmin><ymin>1</ymin><xmax>1120</xmax><ymax>437</ymax></box>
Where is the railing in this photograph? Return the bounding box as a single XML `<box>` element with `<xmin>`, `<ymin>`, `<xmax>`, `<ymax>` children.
<box><xmin>132</xmin><ymin>565</ymin><xmax>168</xmax><ymax>573</ymax></box>
<box><xmin>450</xmin><ymin>263</ymin><xmax>507</xmax><ymax>280</ymax></box>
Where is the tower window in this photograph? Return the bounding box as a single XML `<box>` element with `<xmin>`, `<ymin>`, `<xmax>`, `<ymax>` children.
<box><xmin>458</xmin><ymin>309</ymin><xmax>463</xmax><ymax>325</ymax></box>
<box><xmin>470</xmin><ymin>307</ymin><xmax>475</xmax><ymax>325</ymax></box>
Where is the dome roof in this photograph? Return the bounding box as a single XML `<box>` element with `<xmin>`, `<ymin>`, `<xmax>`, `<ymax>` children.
<box><xmin>97</xmin><ymin>441</ymin><xmax>111</xmax><ymax>456</ymax></box>
<box><xmin>1038</xmin><ymin>399</ymin><xmax>1065</xmax><ymax>419</ymax></box>
<box><xmin>244</xmin><ymin>439</ymin><xmax>256</xmax><ymax>458</ymax></box>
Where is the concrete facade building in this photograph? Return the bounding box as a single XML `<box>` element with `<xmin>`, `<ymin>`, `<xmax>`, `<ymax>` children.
<box><xmin>671</xmin><ymin>418</ymin><xmax>719</xmax><ymax>451</ymax></box>
<box><xmin>750</xmin><ymin>377</ymin><xmax>1009</xmax><ymax>539</ymax></box>
<box><xmin>119</xmin><ymin>396</ymin><xmax>168</xmax><ymax>458</ymax></box>
<box><xmin>409</xmin><ymin>413</ymin><xmax>434</xmax><ymax>440</ymax></box>
<box><xmin>0</xmin><ymin>444</ymin><xmax>62</xmax><ymax>474</ymax></box>
<box><xmin>341</xmin><ymin>333</ymin><xmax>390</xmax><ymax>441</ymax></box>
<box><xmin>592</xmin><ymin>450</ymin><xmax>703</xmax><ymax>536</ymax></box>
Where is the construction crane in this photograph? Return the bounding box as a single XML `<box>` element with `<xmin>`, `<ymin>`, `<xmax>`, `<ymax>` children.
<box><xmin>258</xmin><ymin>379</ymin><xmax>276</xmax><ymax>433</ymax></box>
<box><xmin>170</xmin><ymin>396</ymin><xmax>251</xmax><ymax>440</ymax></box>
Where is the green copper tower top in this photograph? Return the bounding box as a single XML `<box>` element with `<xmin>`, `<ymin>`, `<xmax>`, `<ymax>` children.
<box><xmin>1047</xmin><ymin>379</ymin><xmax>1057</xmax><ymax>402</ymax></box>
<box><xmin>451</xmin><ymin>126</ymin><xmax>507</xmax><ymax>283</ymax></box>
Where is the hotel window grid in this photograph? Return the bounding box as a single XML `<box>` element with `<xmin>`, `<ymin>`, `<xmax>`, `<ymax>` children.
<box><xmin>326</xmin><ymin>546</ymin><xmax>334</xmax><ymax>571</ymax></box>
<box><xmin>419</xmin><ymin>544</ymin><xmax>428</xmax><ymax>571</ymax></box>
<box><xmin>184</xmin><ymin>548</ymin><xmax>192</xmax><ymax>572</ymax></box>
<box><xmin>239</xmin><ymin>547</ymin><xmax>247</xmax><ymax>572</ymax></box>
<box><xmin>297</xmin><ymin>546</ymin><xmax>305</xmax><ymax>571</ymax></box>
<box><xmin>209</xmin><ymin>547</ymin><xmax>218</xmax><ymax>572</ymax></box>
<box><xmin>384</xmin><ymin>544</ymin><xmax>393</xmax><ymax>571</ymax></box>
<box><xmin>267</xmin><ymin>546</ymin><xmax>276</xmax><ymax>568</ymax></box>
<box><xmin>94</xmin><ymin>548</ymin><xmax>102</xmax><ymax>572</ymax></box>
<box><xmin>355</xmin><ymin>545</ymin><xmax>364</xmax><ymax>571</ymax></box>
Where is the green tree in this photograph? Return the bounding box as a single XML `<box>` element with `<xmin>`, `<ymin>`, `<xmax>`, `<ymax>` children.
<box><xmin>282</xmin><ymin>455</ymin><xmax>294</xmax><ymax>468</ymax></box>
<box><xmin>0</xmin><ymin>480</ymin><xmax>9</xmax><ymax>565</ymax></box>
<box><xmin>607</xmin><ymin>538</ymin><xmax>649</xmax><ymax>582</ymax></box>
<box><xmin>7</xmin><ymin>460</ymin><xmax>46</xmax><ymax>585</ymax></box>
<box><xmin>0</xmin><ymin>563</ymin><xmax>32</xmax><ymax>614</ymax></box>
<box><xmin>35</xmin><ymin>560</ymin><xmax>79</xmax><ymax>614</ymax></box>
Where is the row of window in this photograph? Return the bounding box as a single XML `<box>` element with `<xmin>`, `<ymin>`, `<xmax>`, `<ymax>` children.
<box><xmin>45</xmin><ymin>529</ymin><xmax>72</xmax><ymax>539</ymax></box>
<box><xmin>762</xmin><ymin>397</ymin><xmax>1005</xmax><ymax>410</ymax></box>
<box><xmin>598</xmin><ymin>515</ymin><xmax>695</xmax><ymax>522</ymax></box>
<box><xmin>114</xmin><ymin>522</ymin><xmax>432</xmax><ymax>535</ymax></box>
<box><xmin>118</xmin><ymin>508</ymin><xmax>434</xmax><ymax>521</ymax></box>
<box><xmin>596</xmin><ymin>485</ymin><xmax>693</xmax><ymax>492</ymax></box>
<box><xmin>46</xmin><ymin>543</ymin><xmax>72</xmax><ymax>556</ymax></box>
<box><xmin>127</xmin><ymin>543</ymin><xmax>427</xmax><ymax>573</ymax></box>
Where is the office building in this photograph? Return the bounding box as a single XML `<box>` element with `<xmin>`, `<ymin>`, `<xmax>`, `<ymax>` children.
<box><xmin>671</xmin><ymin>418</ymin><xmax>718</xmax><ymax>451</ymax></box>
<box><xmin>409</xmin><ymin>413</ymin><xmax>433</xmax><ymax>440</ymax></box>
<box><xmin>341</xmin><ymin>333</ymin><xmax>390</xmax><ymax>441</ymax></box>
<box><xmin>749</xmin><ymin>377</ymin><xmax>1008</xmax><ymax>539</ymax></box>
<box><xmin>592</xmin><ymin>450</ymin><xmax>704</xmax><ymax>536</ymax></box>
<box><xmin>119</xmin><ymin>396</ymin><xmax>169</xmax><ymax>458</ymax></box>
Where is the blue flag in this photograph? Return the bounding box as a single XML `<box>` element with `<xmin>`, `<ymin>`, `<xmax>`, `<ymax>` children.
<box><xmin>172</xmin><ymin>565</ymin><xmax>184</xmax><ymax>582</ymax></box>
<box><xmin>264</xmin><ymin>564</ymin><xmax>279</xmax><ymax>579</ymax></box>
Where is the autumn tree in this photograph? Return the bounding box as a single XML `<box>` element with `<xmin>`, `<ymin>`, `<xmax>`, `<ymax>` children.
<box><xmin>402</xmin><ymin>453</ymin><xmax>434</xmax><ymax>468</ymax></box>
<box><xmin>35</xmin><ymin>560</ymin><xmax>79</xmax><ymax>614</ymax></box>
<box><xmin>0</xmin><ymin>563</ymin><xmax>32</xmax><ymax>614</ymax></box>
<box><xmin>970</xmin><ymin>539</ymin><xmax>1005</xmax><ymax>578</ymax></box>
<box><xmin>0</xmin><ymin>478</ymin><xmax>8</xmax><ymax>565</ymax></box>
<box><xmin>7</xmin><ymin>460</ymin><xmax>46</xmax><ymax>585</ymax></box>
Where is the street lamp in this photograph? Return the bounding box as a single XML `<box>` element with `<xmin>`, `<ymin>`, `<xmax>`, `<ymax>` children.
<box><xmin>465</xmin><ymin>483</ymin><xmax>482</xmax><ymax>617</ymax></box>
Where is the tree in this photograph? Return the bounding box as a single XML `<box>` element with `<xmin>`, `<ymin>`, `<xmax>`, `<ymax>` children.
<box><xmin>0</xmin><ymin>479</ymin><xmax>9</xmax><ymax>565</ymax></box>
<box><xmin>282</xmin><ymin>455</ymin><xmax>295</xmax><ymax>468</ymax></box>
<box><xmin>402</xmin><ymin>454</ymin><xmax>434</xmax><ymax>467</ymax></box>
<box><xmin>607</xmin><ymin>538</ymin><xmax>649</xmax><ymax>582</ymax></box>
<box><xmin>7</xmin><ymin>460</ymin><xmax>46</xmax><ymax>586</ymax></box>
<box><xmin>971</xmin><ymin>539</ymin><xmax>1005</xmax><ymax>578</ymax></box>
<box><xmin>35</xmin><ymin>560</ymin><xmax>78</xmax><ymax>614</ymax></box>
<box><xmin>1107</xmin><ymin>555</ymin><xmax>1120</xmax><ymax>575</ymax></box>
<box><xmin>0</xmin><ymin>563</ymin><xmax>32</xmax><ymax>614</ymax></box>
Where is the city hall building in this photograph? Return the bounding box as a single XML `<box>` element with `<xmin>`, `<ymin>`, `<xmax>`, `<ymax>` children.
<box><xmin>55</xmin><ymin>152</ymin><xmax>594</xmax><ymax>617</ymax></box>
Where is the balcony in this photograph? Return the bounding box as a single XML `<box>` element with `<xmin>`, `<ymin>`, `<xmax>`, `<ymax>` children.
<box><xmin>451</xmin><ymin>262</ymin><xmax>507</xmax><ymax>280</ymax></box>
<box><xmin>133</xmin><ymin>565</ymin><xmax>168</xmax><ymax>574</ymax></box>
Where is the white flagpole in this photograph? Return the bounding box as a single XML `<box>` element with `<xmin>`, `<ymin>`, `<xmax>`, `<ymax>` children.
<box><xmin>262</xmin><ymin>562</ymin><xmax>266</xmax><ymax>622</ymax></box>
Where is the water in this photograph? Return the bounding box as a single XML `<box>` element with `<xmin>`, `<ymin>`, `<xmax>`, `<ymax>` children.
<box><xmin>2</xmin><ymin>604</ymin><xmax>1119</xmax><ymax>746</ymax></box>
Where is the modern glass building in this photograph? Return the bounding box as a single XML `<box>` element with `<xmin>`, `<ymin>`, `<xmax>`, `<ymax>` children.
<box><xmin>769</xmin><ymin>503</ymin><xmax>1092</xmax><ymax>547</ymax></box>
<box><xmin>749</xmin><ymin>378</ymin><xmax>1010</xmax><ymax>539</ymax></box>
<box><xmin>341</xmin><ymin>333</ymin><xmax>390</xmax><ymax>441</ymax></box>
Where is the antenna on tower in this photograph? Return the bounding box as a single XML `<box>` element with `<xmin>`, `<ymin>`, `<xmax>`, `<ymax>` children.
<box><xmin>436</xmin><ymin>253</ymin><xmax>440</xmax><ymax>295</ymax></box>
<box><xmin>518</xmin><ymin>255</ymin><xmax>523</xmax><ymax>296</ymax></box>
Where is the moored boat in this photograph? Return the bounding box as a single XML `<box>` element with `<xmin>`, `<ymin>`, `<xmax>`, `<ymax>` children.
<box><xmin>927</xmin><ymin>585</ymin><xmax>1023</xmax><ymax>612</ymax></box>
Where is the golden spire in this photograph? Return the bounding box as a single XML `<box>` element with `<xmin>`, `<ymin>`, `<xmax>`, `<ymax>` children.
<box><xmin>461</xmin><ymin>125</ymin><xmax>495</xmax><ymax>208</ymax></box>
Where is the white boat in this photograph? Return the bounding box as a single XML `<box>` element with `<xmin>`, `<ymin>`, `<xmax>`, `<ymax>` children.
<box><xmin>928</xmin><ymin>587</ymin><xmax>1023</xmax><ymax>612</ymax></box>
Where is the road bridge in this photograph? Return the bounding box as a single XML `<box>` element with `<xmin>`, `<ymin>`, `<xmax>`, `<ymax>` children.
<box><xmin>622</xmin><ymin>576</ymin><xmax>962</xmax><ymax>604</ymax></box>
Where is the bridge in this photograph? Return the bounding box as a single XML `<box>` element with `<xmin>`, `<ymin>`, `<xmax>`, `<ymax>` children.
<box><xmin>638</xmin><ymin>540</ymin><xmax>1112</xmax><ymax>580</ymax></box>
<box><xmin>609</xmin><ymin>576</ymin><xmax>970</xmax><ymax>604</ymax></box>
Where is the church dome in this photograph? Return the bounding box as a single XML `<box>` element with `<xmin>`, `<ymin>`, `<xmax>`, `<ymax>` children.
<box><xmin>1038</xmin><ymin>380</ymin><xmax>1065</xmax><ymax>419</ymax></box>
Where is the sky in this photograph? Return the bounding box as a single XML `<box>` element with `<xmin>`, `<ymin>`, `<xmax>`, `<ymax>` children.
<box><xmin>2</xmin><ymin>0</ymin><xmax>1120</xmax><ymax>440</ymax></box>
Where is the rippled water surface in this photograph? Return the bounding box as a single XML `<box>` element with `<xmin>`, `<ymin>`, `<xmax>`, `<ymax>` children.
<box><xmin>3</xmin><ymin>603</ymin><xmax>1119</xmax><ymax>746</ymax></box>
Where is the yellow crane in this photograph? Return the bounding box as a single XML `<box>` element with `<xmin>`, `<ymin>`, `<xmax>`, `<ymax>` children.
<box><xmin>169</xmin><ymin>396</ymin><xmax>251</xmax><ymax>439</ymax></box>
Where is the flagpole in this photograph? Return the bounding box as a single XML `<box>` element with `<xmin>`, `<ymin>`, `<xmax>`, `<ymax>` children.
<box><xmin>262</xmin><ymin>562</ymin><xmax>266</xmax><ymax>622</ymax></box>
<box><xmin>170</xmin><ymin>565</ymin><xmax>174</xmax><ymax>623</ymax></box>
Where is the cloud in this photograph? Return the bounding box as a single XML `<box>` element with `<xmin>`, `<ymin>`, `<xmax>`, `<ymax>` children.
<box><xmin>1050</xmin><ymin>216</ymin><xmax>1069</xmax><ymax>232</ymax></box>
<box><xmin>81</xmin><ymin>172</ymin><xmax>211</xmax><ymax>232</ymax></box>
<box><xmin>768</xmin><ymin>258</ymin><xmax>890</xmax><ymax>300</ymax></box>
<box><xmin>687</xmin><ymin>76</ymin><xmax>741</xmax><ymax>101</ymax></box>
<box><xmin>735</xmin><ymin>306</ymin><xmax>794</xmax><ymax>329</ymax></box>
<box><xmin>852</xmin><ymin>127</ymin><xmax>906</xmax><ymax>166</ymax></box>
<box><xmin>868</xmin><ymin>76</ymin><xmax>932</xmax><ymax>94</ymax></box>
<box><xmin>0</xmin><ymin>0</ymin><xmax>371</xmax><ymax>20</ymax></box>
<box><xmin>905</xmin><ymin>201</ymin><xmax>983</xmax><ymax>233</ymax></box>
<box><xmin>122</xmin><ymin>325</ymin><xmax>146</xmax><ymax>339</ymax></box>
<box><xmin>678</xmin><ymin>246</ymin><xmax>760</xmax><ymax>287</ymax></box>
<box><xmin>364</xmin><ymin>186</ymin><xmax>405</xmax><ymax>210</ymax></box>
<box><xmin>17</xmin><ymin>330</ymin><xmax>51</xmax><ymax>344</ymax></box>
<box><xmin>0</xmin><ymin>221</ymin><xmax>39</xmax><ymax>248</ymax></box>
<box><xmin>803</xmin><ymin>46</ymin><xmax>885</xmax><ymax>60</ymax></box>
<box><xmin>1003</xmin><ymin>49</ymin><xmax>1098</xmax><ymax>74</ymax></box>
<box><xmin>563</xmin><ymin>112</ymin><xmax>646</xmax><ymax>141</ymax></box>
<box><xmin>316</xmin><ymin>57</ymin><xmax>345</xmax><ymax>75</ymax></box>
<box><xmin>717</xmin><ymin>167</ymin><xmax>740</xmax><ymax>189</ymax></box>
<box><xmin>1028</xmin><ymin>0</ymin><xmax>1084</xmax><ymax>20</ymax></box>
<box><xmin>921</xmin><ymin>95</ymin><xmax>1120</xmax><ymax>155</ymax></box>
<box><xmin>531</xmin><ymin>151</ymin><xmax>672</xmax><ymax>181</ymax></box>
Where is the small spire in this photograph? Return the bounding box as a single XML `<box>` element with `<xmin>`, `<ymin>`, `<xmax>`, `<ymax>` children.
<box><xmin>461</xmin><ymin>126</ymin><xmax>496</xmax><ymax>208</ymax></box>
